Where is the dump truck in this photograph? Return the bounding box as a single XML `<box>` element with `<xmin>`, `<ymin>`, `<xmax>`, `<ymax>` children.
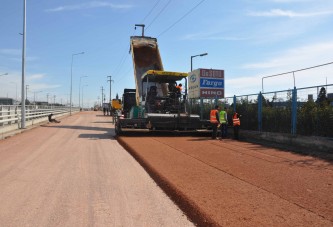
<box><xmin>122</xmin><ymin>88</ymin><xmax>136</xmax><ymax>118</ymax></box>
<box><xmin>114</xmin><ymin>33</ymin><xmax>210</xmax><ymax>135</ymax></box>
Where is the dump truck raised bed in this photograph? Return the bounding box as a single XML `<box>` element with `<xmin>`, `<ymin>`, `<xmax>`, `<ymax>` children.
<box><xmin>114</xmin><ymin>34</ymin><xmax>210</xmax><ymax>135</ymax></box>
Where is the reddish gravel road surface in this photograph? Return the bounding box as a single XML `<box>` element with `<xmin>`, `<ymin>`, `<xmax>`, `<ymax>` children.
<box><xmin>0</xmin><ymin>112</ymin><xmax>193</xmax><ymax>227</ymax></box>
<box><xmin>1</xmin><ymin>111</ymin><xmax>332</xmax><ymax>227</ymax></box>
<box><xmin>118</xmin><ymin>132</ymin><xmax>333</xmax><ymax>226</ymax></box>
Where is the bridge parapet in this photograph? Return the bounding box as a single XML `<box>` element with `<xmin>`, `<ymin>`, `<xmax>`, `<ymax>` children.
<box><xmin>0</xmin><ymin>105</ymin><xmax>79</xmax><ymax>137</ymax></box>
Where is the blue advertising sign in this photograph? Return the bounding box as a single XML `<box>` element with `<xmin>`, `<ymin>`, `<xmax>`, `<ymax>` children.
<box><xmin>200</xmin><ymin>78</ymin><xmax>224</xmax><ymax>88</ymax></box>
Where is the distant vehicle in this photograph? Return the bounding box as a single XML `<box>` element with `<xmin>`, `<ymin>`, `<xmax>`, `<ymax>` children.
<box><xmin>93</xmin><ymin>105</ymin><xmax>100</xmax><ymax>111</ymax></box>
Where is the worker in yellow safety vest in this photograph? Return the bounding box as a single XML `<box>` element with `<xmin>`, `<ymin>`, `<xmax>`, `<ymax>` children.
<box><xmin>233</xmin><ymin>112</ymin><xmax>241</xmax><ymax>140</ymax></box>
<box><xmin>219</xmin><ymin>107</ymin><xmax>228</xmax><ymax>140</ymax></box>
<box><xmin>210</xmin><ymin>105</ymin><xmax>221</xmax><ymax>139</ymax></box>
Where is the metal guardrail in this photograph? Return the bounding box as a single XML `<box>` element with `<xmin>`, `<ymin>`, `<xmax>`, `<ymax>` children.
<box><xmin>0</xmin><ymin>105</ymin><xmax>79</xmax><ymax>129</ymax></box>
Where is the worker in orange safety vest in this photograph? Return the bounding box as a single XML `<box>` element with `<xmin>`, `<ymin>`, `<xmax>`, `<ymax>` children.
<box><xmin>233</xmin><ymin>112</ymin><xmax>241</xmax><ymax>140</ymax></box>
<box><xmin>210</xmin><ymin>105</ymin><xmax>221</xmax><ymax>139</ymax></box>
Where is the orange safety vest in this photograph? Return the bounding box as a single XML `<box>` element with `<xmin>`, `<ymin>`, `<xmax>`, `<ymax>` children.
<box><xmin>233</xmin><ymin>113</ymin><xmax>240</xmax><ymax>126</ymax></box>
<box><xmin>210</xmin><ymin>109</ymin><xmax>219</xmax><ymax>123</ymax></box>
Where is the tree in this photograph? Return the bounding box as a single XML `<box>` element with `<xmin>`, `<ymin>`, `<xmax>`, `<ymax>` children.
<box><xmin>316</xmin><ymin>87</ymin><xmax>328</xmax><ymax>106</ymax></box>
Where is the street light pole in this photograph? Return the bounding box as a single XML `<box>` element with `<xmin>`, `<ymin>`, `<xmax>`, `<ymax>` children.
<box><xmin>79</xmin><ymin>75</ymin><xmax>88</xmax><ymax>109</ymax></box>
<box><xmin>21</xmin><ymin>0</ymin><xmax>26</xmax><ymax>128</ymax></box>
<box><xmin>190</xmin><ymin>53</ymin><xmax>207</xmax><ymax>71</ymax></box>
<box><xmin>190</xmin><ymin>53</ymin><xmax>208</xmax><ymax>119</ymax></box>
<box><xmin>70</xmin><ymin>51</ymin><xmax>84</xmax><ymax>115</ymax></box>
<box><xmin>82</xmin><ymin>85</ymin><xmax>88</xmax><ymax>109</ymax></box>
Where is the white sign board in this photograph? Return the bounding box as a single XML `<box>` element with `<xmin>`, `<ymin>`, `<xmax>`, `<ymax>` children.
<box><xmin>188</xmin><ymin>68</ymin><xmax>224</xmax><ymax>99</ymax></box>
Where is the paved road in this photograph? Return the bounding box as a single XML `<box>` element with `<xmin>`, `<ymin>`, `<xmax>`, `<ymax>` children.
<box><xmin>0</xmin><ymin>112</ymin><xmax>193</xmax><ymax>227</ymax></box>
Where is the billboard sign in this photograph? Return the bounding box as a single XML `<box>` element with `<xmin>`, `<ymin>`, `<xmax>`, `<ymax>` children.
<box><xmin>188</xmin><ymin>68</ymin><xmax>224</xmax><ymax>98</ymax></box>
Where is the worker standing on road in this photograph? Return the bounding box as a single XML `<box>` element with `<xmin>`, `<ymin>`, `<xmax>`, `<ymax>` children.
<box><xmin>210</xmin><ymin>105</ymin><xmax>221</xmax><ymax>139</ymax></box>
<box><xmin>219</xmin><ymin>107</ymin><xmax>228</xmax><ymax>140</ymax></box>
<box><xmin>232</xmin><ymin>112</ymin><xmax>241</xmax><ymax>140</ymax></box>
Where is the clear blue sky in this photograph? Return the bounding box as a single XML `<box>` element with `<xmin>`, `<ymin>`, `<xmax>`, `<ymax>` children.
<box><xmin>1</xmin><ymin>0</ymin><xmax>332</xmax><ymax>107</ymax></box>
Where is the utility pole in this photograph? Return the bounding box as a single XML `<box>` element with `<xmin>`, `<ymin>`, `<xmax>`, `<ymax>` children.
<box><xmin>79</xmin><ymin>75</ymin><xmax>88</xmax><ymax>109</ymax></box>
<box><xmin>33</xmin><ymin>90</ymin><xmax>42</xmax><ymax>104</ymax></box>
<box><xmin>101</xmin><ymin>86</ymin><xmax>104</xmax><ymax>106</ymax></box>
<box><xmin>81</xmin><ymin>85</ymin><xmax>88</xmax><ymax>109</ymax></box>
<box><xmin>107</xmin><ymin>76</ymin><xmax>114</xmax><ymax>102</ymax></box>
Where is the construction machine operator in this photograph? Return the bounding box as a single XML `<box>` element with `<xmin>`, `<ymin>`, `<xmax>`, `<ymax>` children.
<box><xmin>176</xmin><ymin>83</ymin><xmax>182</xmax><ymax>93</ymax></box>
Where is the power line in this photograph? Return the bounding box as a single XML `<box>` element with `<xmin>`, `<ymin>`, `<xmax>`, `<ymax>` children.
<box><xmin>114</xmin><ymin>0</ymin><xmax>207</xmax><ymax>80</ymax></box>
<box><xmin>157</xmin><ymin>0</ymin><xmax>207</xmax><ymax>38</ymax></box>
<box><xmin>146</xmin><ymin>0</ymin><xmax>172</xmax><ymax>30</ymax></box>
<box><xmin>142</xmin><ymin>0</ymin><xmax>163</xmax><ymax>23</ymax></box>
<box><xmin>112</xmin><ymin>50</ymin><xmax>129</xmax><ymax>77</ymax></box>
<box><xmin>117</xmin><ymin>62</ymin><xmax>133</xmax><ymax>83</ymax></box>
<box><xmin>113</xmin><ymin>0</ymin><xmax>163</xmax><ymax>80</ymax></box>
<box><xmin>111</xmin><ymin>27</ymin><xmax>137</xmax><ymax>80</ymax></box>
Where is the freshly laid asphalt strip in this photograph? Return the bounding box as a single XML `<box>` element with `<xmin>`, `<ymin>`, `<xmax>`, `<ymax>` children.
<box><xmin>117</xmin><ymin>135</ymin><xmax>333</xmax><ymax>227</ymax></box>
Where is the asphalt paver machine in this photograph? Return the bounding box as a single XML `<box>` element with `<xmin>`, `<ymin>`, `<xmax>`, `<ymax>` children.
<box><xmin>115</xmin><ymin>31</ymin><xmax>210</xmax><ymax>135</ymax></box>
